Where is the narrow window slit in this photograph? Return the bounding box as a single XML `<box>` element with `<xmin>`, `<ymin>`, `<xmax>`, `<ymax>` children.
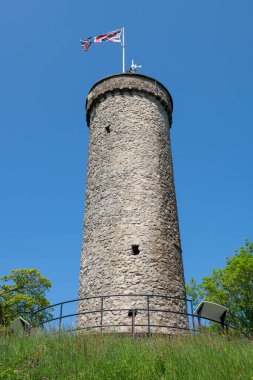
<box><xmin>132</xmin><ymin>245</ymin><xmax>140</xmax><ymax>255</ymax></box>
<box><xmin>105</xmin><ymin>125</ymin><xmax>111</xmax><ymax>133</ymax></box>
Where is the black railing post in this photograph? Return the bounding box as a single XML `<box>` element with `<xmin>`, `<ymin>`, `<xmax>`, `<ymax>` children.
<box><xmin>190</xmin><ymin>300</ymin><xmax>196</xmax><ymax>334</ymax></box>
<box><xmin>100</xmin><ymin>296</ymin><xmax>104</xmax><ymax>333</ymax></box>
<box><xmin>147</xmin><ymin>295</ymin><xmax>151</xmax><ymax>336</ymax></box>
<box><xmin>59</xmin><ymin>303</ymin><xmax>63</xmax><ymax>332</ymax></box>
<box><xmin>220</xmin><ymin>310</ymin><xmax>227</xmax><ymax>333</ymax></box>
<box><xmin>197</xmin><ymin>315</ymin><xmax>202</xmax><ymax>329</ymax></box>
<box><xmin>132</xmin><ymin>312</ymin><xmax>135</xmax><ymax>338</ymax></box>
<box><xmin>128</xmin><ymin>308</ymin><xmax>137</xmax><ymax>338</ymax></box>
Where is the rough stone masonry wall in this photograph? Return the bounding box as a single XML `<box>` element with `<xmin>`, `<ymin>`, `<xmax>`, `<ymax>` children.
<box><xmin>78</xmin><ymin>74</ymin><xmax>188</xmax><ymax>334</ymax></box>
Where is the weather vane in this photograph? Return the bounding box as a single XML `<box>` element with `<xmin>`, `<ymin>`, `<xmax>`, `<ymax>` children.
<box><xmin>128</xmin><ymin>59</ymin><xmax>142</xmax><ymax>73</ymax></box>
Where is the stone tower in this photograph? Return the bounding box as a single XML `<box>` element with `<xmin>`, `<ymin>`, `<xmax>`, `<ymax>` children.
<box><xmin>78</xmin><ymin>73</ymin><xmax>188</xmax><ymax>333</ymax></box>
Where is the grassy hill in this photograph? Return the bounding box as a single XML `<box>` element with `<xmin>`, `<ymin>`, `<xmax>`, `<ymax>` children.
<box><xmin>0</xmin><ymin>333</ymin><xmax>252</xmax><ymax>379</ymax></box>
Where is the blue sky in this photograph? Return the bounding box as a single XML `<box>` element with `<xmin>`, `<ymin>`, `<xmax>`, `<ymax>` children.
<box><xmin>1</xmin><ymin>0</ymin><xmax>252</xmax><ymax>306</ymax></box>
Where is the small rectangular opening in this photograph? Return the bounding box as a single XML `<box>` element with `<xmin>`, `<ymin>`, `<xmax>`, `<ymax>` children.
<box><xmin>105</xmin><ymin>126</ymin><xmax>111</xmax><ymax>133</ymax></box>
<box><xmin>132</xmin><ymin>245</ymin><xmax>140</xmax><ymax>255</ymax></box>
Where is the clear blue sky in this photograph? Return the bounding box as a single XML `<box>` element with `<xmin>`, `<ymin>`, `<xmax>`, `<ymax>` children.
<box><xmin>1</xmin><ymin>0</ymin><xmax>252</xmax><ymax>305</ymax></box>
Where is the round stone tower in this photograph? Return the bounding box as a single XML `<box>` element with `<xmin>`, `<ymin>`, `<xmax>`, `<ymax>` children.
<box><xmin>78</xmin><ymin>73</ymin><xmax>188</xmax><ymax>334</ymax></box>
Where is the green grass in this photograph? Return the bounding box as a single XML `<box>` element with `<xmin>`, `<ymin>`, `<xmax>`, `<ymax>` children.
<box><xmin>0</xmin><ymin>332</ymin><xmax>252</xmax><ymax>379</ymax></box>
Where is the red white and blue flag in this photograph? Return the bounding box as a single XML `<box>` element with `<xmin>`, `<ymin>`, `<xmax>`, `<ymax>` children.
<box><xmin>80</xmin><ymin>38</ymin><xmax>92</xmax><ymax>51</ymax></box>
<box><xmin>94</xmin><ymin>29</ymin><xmax>122</xmax><ymax>43</ymax></box>
<box><xmin>80</xmin><ymin>28</ymin><xmax>122</xmax><ymax>52</ymax></box>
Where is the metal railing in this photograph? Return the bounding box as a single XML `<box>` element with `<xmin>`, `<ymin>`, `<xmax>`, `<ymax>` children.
<box><xmin>25</xmin><ymin>294</ymin><xmax>249</xmax><ymax>337</ymax></box>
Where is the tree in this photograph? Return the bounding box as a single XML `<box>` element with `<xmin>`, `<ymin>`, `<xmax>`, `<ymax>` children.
<box><xmin>186</xmin><ymin>240</ymin><xmax>253</xmax><ymax>334</ymax></box>
<box><xmin>0</xmin><ymin>268</ymin><xmax>53</xmax><ymax>327</ymax></box>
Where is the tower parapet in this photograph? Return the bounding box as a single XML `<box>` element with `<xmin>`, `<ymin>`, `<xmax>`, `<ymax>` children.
<box><xmin>86</xmin><ymin>73</ymin><xmax>173</xmax><ymax>127</ymax></box>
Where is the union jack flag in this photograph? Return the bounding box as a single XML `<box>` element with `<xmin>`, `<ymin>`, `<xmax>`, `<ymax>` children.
<box><xmin>93</xmin><ymin>28</ymin><xmax>122</xmax><ymax>43</ymax></box>
<box><xmin>80</xmin><ymin>38</ymin><xmax>92</xmax><ymax>51</ymax></box>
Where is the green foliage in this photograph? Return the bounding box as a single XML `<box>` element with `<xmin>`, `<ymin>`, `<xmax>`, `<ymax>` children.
<box><xmin>0</xmin><ymin>333</ymin><xmax>252</xmax><ymax>379</ymax></box>
<box><xmin>0</xmin><ymin>268</ymin><xmax>52</xmax><ymax>327</ymax></box>
<box><xmin>186</xmin><ymin>240</ymin><xmax>253</xmax><ymax>334</ymax></box>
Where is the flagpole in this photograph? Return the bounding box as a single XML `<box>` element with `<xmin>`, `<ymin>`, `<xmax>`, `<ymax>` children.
<box><xmin>122</xmin><ymin>26</ymin><xmax>125</xmax><ymax>73</ymax></box>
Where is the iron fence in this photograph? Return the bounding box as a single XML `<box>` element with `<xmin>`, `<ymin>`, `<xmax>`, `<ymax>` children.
<box><xmin>23</xmin><ymin>294</ymin><xmax>249</xmax><ymax>337</ymax></box>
